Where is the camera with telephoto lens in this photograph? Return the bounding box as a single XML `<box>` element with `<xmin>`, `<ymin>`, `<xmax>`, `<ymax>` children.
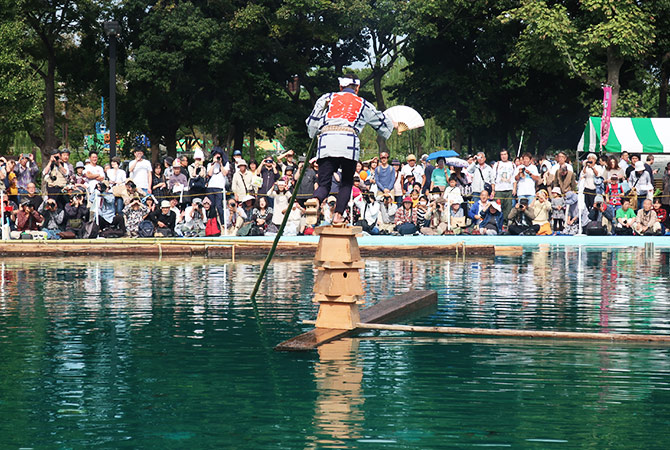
<box><xmin>519</xmin><ymin>198</ymin><xmax>529</xmax><ymax>208</ymax></box>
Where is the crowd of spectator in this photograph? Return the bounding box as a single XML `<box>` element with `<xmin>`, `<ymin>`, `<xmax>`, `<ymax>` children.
<box><xmin>2</xmin><ymin>146</ymin><xmax>670</xmax><ymax>239</ymax></box>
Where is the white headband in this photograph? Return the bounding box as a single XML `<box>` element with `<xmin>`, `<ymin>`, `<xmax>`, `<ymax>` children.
<box><xmin>338</xmin><ymin>77</ymin><xmax>360</xmax><ymax>87</ymax></box>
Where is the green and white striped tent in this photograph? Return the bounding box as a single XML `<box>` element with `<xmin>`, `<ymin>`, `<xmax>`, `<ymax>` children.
<box><xmin>578</xmin><ymin>117</ymin><xmax>670</xmax><ymax>153</ymax></box>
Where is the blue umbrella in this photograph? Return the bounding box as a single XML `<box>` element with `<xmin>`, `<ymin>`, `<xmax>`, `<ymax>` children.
<box><xmin>427</xmin><ymin>150</ymin><xmax>459</xmax><ymax>161</ymax></box>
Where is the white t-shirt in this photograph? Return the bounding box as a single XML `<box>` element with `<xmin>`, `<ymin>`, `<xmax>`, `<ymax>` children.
<box><xmin>514</xmin><ymin>164</ymin><xmax>539</xmax><ymax>196</ymax></box>
<box><xmin>130</xmin><ymin>159</ymin><xmax>152</xmax><ymax>191</ymax></box>
<box><xmin>84</xmin><ymin>164</ymin><xmax>105</xmax><ymax>191</ymax></box>
<box><xmin>207</xmin><ymin>161</ymin><xmax>230</xmax><ymax>190</ymax></box>
<box><xmin>106</xmin><ymin>168</ymin><xmax>127</xmax><ymax>185</ymax></box>
<box><xmin>400</xmin><ymin>164</ymin><xmax>425</xmax><ymax>186</ymax></box>
<box><xmin>492</xmin><ymin>161</ymin><xmax>515</xmax><ymax>191</ymax></box>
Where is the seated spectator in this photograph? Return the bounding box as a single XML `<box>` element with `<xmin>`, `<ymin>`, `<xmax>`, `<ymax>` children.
<box><xmin>251</xmin><ymin>196</ymin><xmax>273</xmax><ymax>235</ymax></box>
<box><xmin>530</xmin><ymin>190</ymin><xmax>552</xmax><ymax>235</ymax></box>
<box><xmin>421</xmin><ymin>197</ymin><xmax>447</xmax><ymax>235</ymax></box>
<box><xmin>15</xmin><ymin>199</ymin><xmax>43</xmax><ymax>233</ymax></box>
<box><xmin>38</xmin><ymin>198</ymin><xmax>64</xmax><ymax>239</ymax></box>
<box><xmin>416</xmin><ymin>195</ymin><xmax>432</xmax><ymax>229</ymax></box>
<box><xmin>653</xmin><ymin>198</ymin><xmax>667</xmax><ymax>234</ymax></box>
<box><xmin>283</xmin><ymin>200</ymin><xmax>305</xmax><ymax>236</ymax></box>
<box><xmin>448</xmin><ymin>202</ymin><xmax>468</xmax><ymax>232</ymax></box>
<box><xmin>240</xmin><ymin>194</ymin><xmax>256</xmax><ymax>220</ymax></box>
<box><xmin>123</xmin><ymin>196</ymin><xmax>149</xmax><ymax>237</ymax></box>
<box><xmin>584</xmin><ymin>194</ymin><xmax>614</xmax><ymax>235</ymax></box>
<box><xmin>320</xmin><ymin>195</ymin><xmax>336</xmax><ymax>226</ymax></box>
<box><xmin>395</xmin><ymin>196</ymin><xmax>418</xmax><ymax>235</ymax></box>
<box><xmin>353</xmin><ymin>191</ymin><xmax>381</xmax><ymax>235</ymax></box>
<box><xmin>562</xmin><ymin>192</ymin><xmax>585</xmax><ymax>235</ymax></box>
<box><xmin>635</xmin><ymin>199</ymin><xmax>661</xmax><ymax>235</ymax></box>
<box><xmin>223</xmin><ymin>198</ymin><xmax>244</xmax><ymax>236</ymax></box>
<box><xmin>507</xmin><ymin>198</ymin><xmax>537</xmax><ymax>235</ymax></box>
<box><xmin>177</xmin><ymin>197</ymin><xmax>207</xmax><ymax>237</ymax></box>
<box><xmin>63</xmin><ymin>193</ymin><xmax>89</xmax><ymax>235</ymax></box>
<box><xmin>378</xmin><ymin>193</ymin><xmax>397</xmax><ymax>234</ymax></box>
<box><xmin>92</xmin><ymin>181</ymin><xmax>126</xmax><ymax>235</ymax></box>
<box><xmin>202</xmin><ymin>197</ymin><xmax>221</xmax><ymax>236</ymax></box>
<box><xmin>149</xmin><ymin>200</ymin><xmax>177</xmax><ymax>236</ymax></box>
<box><xmin>23</xmin><ymin>182</ymin><xmax>43</xmax><ymax>211</ymax></box>
<box><xmin>479</xmin><ymin>201</ymin><xmax>504</xmax><ymax>235</ymax></box>
<box><xmin>468</xmin><ymin>189</ymin><xmax>491</xmax><ymax>228</ymax></box>
<box><xmin>145</xmin><ymin>195</ymin><xmax>157</xmax><ymax>214</ymax></box>
<box><xmin>444</xmin><ymin>175</ymin><xmax>463</xmax><ymax>206</ymax></box>
<box><xmin>614</xmin><ymin>198</ymin><xmax>636</xmax><ymax>235</ymax></box>
<box><xmin>1</xmin><ymin>192</ymin><xmax>18</xmax><ymax>232</ymax></box>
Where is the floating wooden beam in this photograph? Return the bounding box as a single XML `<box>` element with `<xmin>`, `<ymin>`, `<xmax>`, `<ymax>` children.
<box><xmin>274</xmin><ymin>290</ymin><xmax>438</xmax><ymax>351</ymax></box>
<box><xmin>352</xmin><ymin>323</ymin><xmax>670</xmax><ymax>343</ymax></box>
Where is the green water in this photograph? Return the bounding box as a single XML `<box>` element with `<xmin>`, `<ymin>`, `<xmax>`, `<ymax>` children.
<box><xmin>1</xmin><ymin>249</ymin><xmax>670</xmax><ymax>448</ymax></box>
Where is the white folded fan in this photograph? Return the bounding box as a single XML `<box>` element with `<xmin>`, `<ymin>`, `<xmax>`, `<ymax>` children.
<box><xmin>384</xmin><ymin>106</ymin><xmax>425</xmax><ymax>133</ymax></box>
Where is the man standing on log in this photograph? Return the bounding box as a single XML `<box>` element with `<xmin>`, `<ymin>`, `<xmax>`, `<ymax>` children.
<box><xmin>306</xmin><ymin>73</ymin><xmax>396</xmax><ymax>225</ymax></box>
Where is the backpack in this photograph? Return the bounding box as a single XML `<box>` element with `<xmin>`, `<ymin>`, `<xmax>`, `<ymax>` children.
<box><xmin>79</xmin><ymin>220</ymin><xmax>99</xmax><ymax>239</ymax></box>
<box><xmin>137</xmin><ymin>220</ymin><xmax>155</xmax><ymax>238</ymax></box>
<box><xmin>99</xmin><ymin>228</ymin><xmax>125</xmax><ymax>238</ymax></box>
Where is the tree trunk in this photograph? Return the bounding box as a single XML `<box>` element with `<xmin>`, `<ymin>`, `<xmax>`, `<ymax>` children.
<box><xmin>165</xmin><ymin>125</ymin><xmax>178</xmax><ymax>158</ymax></box>
<box><xmin>373</xmin><ymin>71</ymin><xmax>389</xmax><ymax>155</ymax></box>
<box><xmin>659</xmin><ymin>54</ymin><xmax>669</xmax><ymax>117</ymax></box>
<box><xmin>34</xmin><ymin>56</ymin><xmax>59</xmax><ymax>167</ymax></box>
<box><xmin>451</xmin><ymin>129</ymin><xmax>463</xmax><ymax>153</ymax></box>
<box><xmin>606</xmin><ymin>46</ymin><xmax>624</xmax><ymax>115</ymax></box>
<box><xmin>249</xmin><ymin>128</ymin><xmax>256</xmax><ymax>162</ymax></box>
<box><xmin>149</xmin><ymin>133</ymin><xmax>160</xmax><ymax>167</ymax></box>
<box><xmin>233</xmin><ymin>125</ymin><xmax>244</xmax><ymax>152</ymax></box>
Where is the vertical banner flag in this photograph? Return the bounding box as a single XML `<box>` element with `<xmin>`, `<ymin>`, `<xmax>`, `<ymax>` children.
<box><xmin>600</xmin><ymin>85</ymin><xmax>612</xmax><ymax>148</ymax></box>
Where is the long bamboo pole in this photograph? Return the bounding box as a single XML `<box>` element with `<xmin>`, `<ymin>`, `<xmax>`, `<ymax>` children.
<box><xmin>250</xmin><ymin>137</ymin><xmax>317</xmax><ymax>300</ymax></box>
<box><xmin>354</xmin><ymin>323</ymin><xmax>670</xmax><ymax>343</ymax></box>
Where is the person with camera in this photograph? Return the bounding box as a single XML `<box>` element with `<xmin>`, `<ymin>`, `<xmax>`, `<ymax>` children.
<box><xmin>188</xmin><ymin>149</ymin><xmax>208</xmax><ymax>199</ymax></box>
<box><xmin>269</xmin><ymin>179</ymin><xmax>291</xmax><ymax>227</ymax></box>
<box><xmin>207</xmin><ymin>148</ymin><xmax>230</xmax><ymax>224</ymax></box>
<box><xmin>42</xmin><ymin>150</ymin><xmax>70</xmax><ymax>207</ymax></box>
<box><xmin>123</xmin><ymin>195</ymin><xmax>150</xmax><ymax>237</ymax></box>
<box><xmin>168</xmin><ymin>160</ymin><xmax>188</xmax><ymax>206</ymax></box>
<box><xmin>529</xmin><ymin>189</ymin><xmax>553</xmax><ymax>235</ymax></box>
<box><xmin>507</xmin><ymin>196</ymin><xmax>538</xmax><ymax>235</ymax></box>
<box><xmin>177</xmin><ymin>197</ymin><xmax>207</xmax><ymax>237</ymax></box>
<box><xmin>12</xmin><ymin>199</ymin><xmax>44</xmax><ymax>238</ymax></box>
<box><xmin>16</xmin><ymin>153</ymin><xmax>38</xmax><ymax>200</ymax></box>
<box><xmin>37</xmin><ymin>198</ymin><xmax>64</xmax><ymax>239</ymax></box>
<box><xmin>63</xmin><ymin>192</ymin><xmax>89</xmax><ymax>236</ymax></box>
<box><xmin>148</xmin><ymin>200</ymin><xmax>177</xmax><ymax>237</ymax></box>
<box><xmin>614</xmin><ymin>198</ymin><xmax>636</xmax><ymax>235</ymax></box>
<box><xmin>92</xmin><ymin>180</ymin><xmax>127</xmax><ymax>235</ymax></box>
<box><xmin>352</xmin><ymin>191</ymin><xmax>380</xmax><ymax>234</ymax></box>
<box><xmin>513</xmin><ymin>152</ymin><xmax>541</xmax><ymax>206</ymax></box>
<box><xmin>584</xmin><ymin>194</ymin><xmax>614</xmax><ymax>235</ymax></box>
<box><xmin>581</xmin><ymin>153</ymin><xmax>604</xmax><ymax>211</ymax></box>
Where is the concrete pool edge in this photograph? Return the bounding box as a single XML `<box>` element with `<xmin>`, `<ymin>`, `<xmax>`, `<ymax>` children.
<box><xmin>0</xmin><ymin>234</ymin><xmax>667</xmax><ymax>259</ymax></box>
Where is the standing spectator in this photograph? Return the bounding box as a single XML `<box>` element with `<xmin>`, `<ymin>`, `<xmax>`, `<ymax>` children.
<box><xmin>625</xmin><ymin>154</ymin><xmax>640</xmax><ymax>179</ymax></box>
<box><xmin>551</xmin><ymin>187</ymin><xmax>565</xmax><ymax>232</ymax></box>
<box><xmin>207</xmin><ymin>148</ymin><xmax>230</xmax><ymax>223</ymax></box>
<box><xmin>421</xmin><ymin>154</ymin><xmax>434</xmax><ymax>193</ymax></box>
<box><xmin>635</xmin><ymin>199</ymin><xmax>661</xmax><ymax>235</ymax></box>
<box><xmin>551</xmin><ymin>164</ymin><xmax>577</xmax><ymax>195</ymax></box>
<box><xmin>580</xmin><ymin>153</ymin><xmax>604</xmax><ymax>210</ymax></box>
<box><xmin>23</xmin><ymin>182</ymin><xmax>43</xmax><ymax>211</ymax></box>
<box><xmin>662</xmin><ymin>162</ymin><xmax>670</xmax><ymax>217</ymax></box>
<box><xmin>258</xmin><ymin>156</ymin><xmax>280</xmax><ymax>198</ymax></box>
<box><xmin>43</xmin><ymin>151</ymin><xmax>70</xmax><ymax>208</ymax></box>
<box><xmin>444</xmin><ymin>175</ymin><xmax>464</xmax><ymax>207</ymax></box>
<box><xmin>151</xmin><ymin>164</ymin><xmax>168</xmax><ymax>200</ymax></box>
<box><xmin>375</xmin><ymin>152</ymin><xmax>395</xmax><ymax>196</ymax></box>
<box><xmin>394</xmin><ymin>196</ymin><xmax>418</xmax><ymax>235</ymax></box>
<box><xmin>179</xmin><ymin>156</ymin><xmax>190</xmax><ymax>180</ymax></box>
<box><xmin>297</xmin><ymin>156</ymin><xmax>317</xmax><ymax>203</ymax></box>
<box><xmin>605</xmin><ymin>174</ymin><xmax>624</xmax><ymax>209</ymax></box>
<box><xmin>106</xmin><ymin>157</ymin><xmax>127</xmax><ymax>188</ymax></box>
<box><xmin>163</xmin><ymin>157</ymin><xmax>174</xmax><ymax>179</ymax></box>
<box><xmin>514</xmin><ymin>153</ymin><xmax>540</xmax><ymax>204</ymax></box>
<box><xmin>400</xmin><ymin>154</ymin><xmax>424</xmax><ymax>188</ymax></box>
<box><xmin>278</xmin><ymin>150</ymin><xmax>298</xmax><ymax>175</ymax></box>
<box><xmin>83</xmin><ymin>150</ymin><xmax>105</xmax><ymax>194</ymax></box>
<box><xmin>168</xmin><ymin>160</ymin><xmax>188</xmax><ymax>204</ymax></box>
<box><xmin>231</xmin><ymin>159</ymin><xmax>253</xmax><ymax>201</ymax></box>
<box><xmin>15</xmin><ymin>153</ymin><xmax>38</xmax><ymax>198</ymax></box>
<box><xmin>628</xmin><ymin>161</ymin><xmax>653</xmax><ymax>210</ymax></box>
<box><xmin>128</xmin><ymin>146</ymin><xmax>152</xmax><ymax>195</ymax></box>
<box><xmin>548</xmin><ymin>151</ymin><xmax>573</xmax><ymax>180</ymax></box>
<box><xmin>644</xmin><ymin>155</ymin><xmax>657</xmax><ymax>181</ymax></box>
<box><xmin>467</xmin><ymin>152</ymin><xmax>493</xmax><ymax>202</ymax></box>
<box><xmin>188</xmin><ymin>149</ymin><xmax>207</xmax><ymax>199</ymax></box>
<box><xmin>269</xmin><ymin>180</ymin><xmax>290</xmax><ymax>227</ymax></box>
<box><xmin>72</xmin><ymin>162</ymin><xmax>87</xmax><ymax>190</ymax></box>
<box><xmin>492</xmin><ymin>149</ymin><xmax>515</xmax><ymax>223</ymax></box>
<box><xmin>38</xmin><ymin>198</ymin><xmax>64</xmax><ymax>239</ymax></box>
<box><xmin>430</xmin><ymin>157</ymin><xmax>450</xmax><ymax>192</ymax></box>
<box><xmin>619</xmin><ymin>151</ymin><xmax>630</xmax><ymax>171</ymax></box>
<box><xmin>59</xmin><ymin>149</ymin><xmax>74</xmax><ymax>180</ymax></box>
<box><xmin>603</xmin><ymin>155</ymin><xmax>625</xmax><ymax>183</ymax></box>
<box><xmin>4</xmin><ymin>159</ymin><xmax>19</xmax><ymax>204</ymax></box>
<box><xmin>391</xmin><ymin>159</ymin><xmax>403</xmax><ymax>204</ymax></box>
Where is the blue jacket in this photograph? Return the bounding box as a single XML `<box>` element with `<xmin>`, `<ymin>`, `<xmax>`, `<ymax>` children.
<box><xmin>479</xmin><ymin>209</ymin><xmax>503</xmax><ymax>232</ymax></box>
